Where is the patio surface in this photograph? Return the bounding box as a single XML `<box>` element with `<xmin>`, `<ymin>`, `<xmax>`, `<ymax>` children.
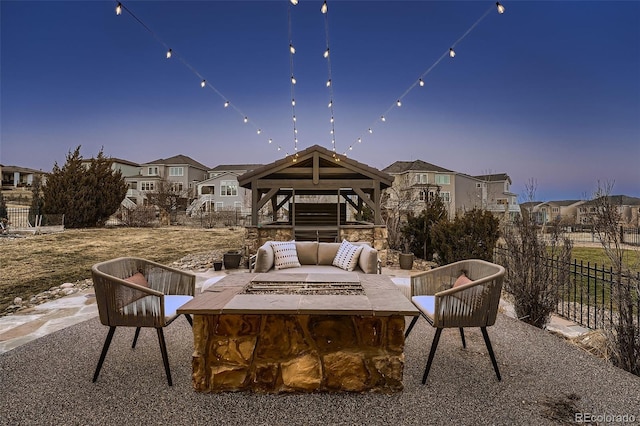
<box><xmin>1</xmin><ymin>267</ymin><xmax>638</xmax><ymax>424</ymax></box>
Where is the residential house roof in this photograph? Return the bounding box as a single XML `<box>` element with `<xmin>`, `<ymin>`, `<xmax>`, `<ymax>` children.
<box><xmin>209</xmin><ymin>164</ymin><xmax>263</xmax><ymax>173</ymax></box>
<box><xmin>0</xmin><ymin>165</ymin><xmax>48</xmax><ymax>174</ymax></box>
<box><xmin>580</xmin><ymin>195</ymin><xmax>640</xmax><ymax>206</ymax></box>
<box><xmin>382</xmin><ymin>160</ymin><xmax>453</xmax><ymax>174</ymax></box>
<box><xmin>145</xmin><ymin>155</ymin><xmax>209</xmax><ymax>170</ymax></box>
<box><xmin>540</xmin><ymin>200</ymin><xmax>584</xmax><ymax>207</ymax></box>
<box><xmin>473</xmin><ymin>173</ymin><xmax>512</xmax><ymax>184</ymax></box>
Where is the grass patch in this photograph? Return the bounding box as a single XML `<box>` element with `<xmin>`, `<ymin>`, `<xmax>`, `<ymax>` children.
<box><xmin>571</xmin><ymin>247</ymin><xmax>639</xmax><ymax>271</ymax></box>
<box><xmin>0</xmin><ymin>227</ymin><xmax>244</xmax><ymax>311</ymax></box>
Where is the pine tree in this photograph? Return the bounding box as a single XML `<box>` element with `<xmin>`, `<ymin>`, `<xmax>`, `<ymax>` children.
<box><xmin>0</xmin><ymin>191</ymin><xmax>8</xmax><ymax>222</ymax></box>
<box><xmin>43</xmin><ymin>146</ymin><xmax>128</xmax><ymax>228</ymax></box>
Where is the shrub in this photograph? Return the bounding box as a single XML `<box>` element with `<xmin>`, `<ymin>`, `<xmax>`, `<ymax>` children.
<box><xmin>431</xmin><ymin>208</ymin><xmax>500</xmax><ymax>265</ymax></box>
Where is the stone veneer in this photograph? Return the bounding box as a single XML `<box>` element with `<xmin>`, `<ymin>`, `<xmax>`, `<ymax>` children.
<box><xmin>178</xmin><ymin>272</ymin><xmax>417</xmax><ymax>393</ymax></box>
<box><xmin>191</xmin><ymin>313</ymin><xmax>406</xmax><ymax>393</ymax></box>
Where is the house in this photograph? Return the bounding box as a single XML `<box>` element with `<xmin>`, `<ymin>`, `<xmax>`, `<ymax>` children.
<box><xmin>1</xmin><ymin>165</ymin><xmax>47</xmax><ymax>189</ymax></box>
<box><xmin>529</xmin><ymin>200</ymin><xmax>585</xmax><ymax>225</ymax></box>
<box><xmin>187</xmin><ymin>164</ymin><xmax>262</xmax><ymax>216</ymax></box>
<box><xmin>576</xmin><ymin>195</ymin><xmax>640</xmax><ymax>227</ymax></box>
<box><xmin>124</xmin><ymin>155</ymin><xmax>209</xmax><ymax>207</ymax></box>
<box><xmin>381</xmin><ymin>160</ymin><xmax>520</xmax><ymax>220</ymax></box>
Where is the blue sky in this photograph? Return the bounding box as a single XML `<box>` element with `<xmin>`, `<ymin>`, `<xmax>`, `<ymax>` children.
<box><xmin>1</xmin><ymin>0</ymin><xmax>639</xmax><ymax>201</ymax></box>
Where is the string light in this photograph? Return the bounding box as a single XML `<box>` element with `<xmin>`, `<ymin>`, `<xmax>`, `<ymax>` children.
<box><xmin>201</xmin><ymin>80</ymin><xmax>206</xmax><ymax>88</ymax></box>
<box><xmin>166</xmin><ymin>48</ymin><xmax>172</xmax><ymax>59</ymax></box>
<box><xmin>321</xmin><ymin>1</ymin><xmax>328</xmax><ymax>14</ymax></box>
<box><xmin>449</xmin><ymin>48</ymin><xmax>456</xmax><ymax>58</ymax></box>
<box><xmin>496</xmin><ymin>2</ymin><xmax>505</xmax><ymax>14</ymax></box>
<box><xmin>224</xmin><ymin>101</ymin><xmax>230</xmax><ymax>108</ymax></box>
<box><xmin>326</xmin><ymin>79</ymin><xmax>332</xmax><ymax>87</ymax></box>
<box><xmin>257</xmin><ymin>129</ymin><xmax>262</xmax><ymax>134</ymax></box>
<box><xmin>291</xmin><ymin>76</ymin><xmax>297</xmax><ymax>85</ymax></box>
<box><xmin>396</xmin><ymin>100</ymin><xmax>402</xmax><ymax>107</ymax></box>
<box><xmin>243</xmin><ymin>116</ymin><xmax>248</xmax><ymax>123</ymax></box>
<box><xmin>419</xmin><ymin>78</ymin><xmax>425</xmax><ymax>87</ymax></box>
<box><xmin>289</xmin><ymin>44</ymin><xmax>296</xmax><ymax>54</ymax></box>
<box><xmin>381</xmin><ymin>116</ymin><xmax>386</xmax><ymax>122</ymax></box>
<box><xmin>290</xmin><ymin>0</ymin><xmax>298</xmax><ymax>5</ymax></box>
<box><xmin>323</xmin><ymin>48</ymin><xmax>330</xmax><ymax>58</ymax></box>
<box><xmin>115</xmin><ymin>3</ymin><xmax>122</xmax><ymax>15</ymax></box>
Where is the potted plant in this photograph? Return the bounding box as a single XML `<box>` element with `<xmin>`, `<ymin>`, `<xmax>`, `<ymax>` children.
<box><xmin>223</xmin><ymin>250</ymin><xmax>242</xmax><ymax>270</ymax></box>
<box><xmin>213</xmin><ymin>260</ymin><xmax>223</xmax><ymax>271</ymax></box>
<box><xmin>398</xmin><ymin>236</ymin><xmax>414</xmax><ymax>270</ymax></box>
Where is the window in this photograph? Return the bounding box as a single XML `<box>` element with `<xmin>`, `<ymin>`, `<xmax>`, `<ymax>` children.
<box><xmin>215</xmin><ymin>202</ymin><xmax>223</xmax><ymax>211</ymax></box>
<box><xmin>234</xmin><ymin>202</ymin><xmax>242</xmax><ymax>211</ymax></box>
<box><xmin>476</xmin><ymin>182</ymin><xmax>483</xmax><ymax>188</ymax></box>
<box><xmin>141</xmin><ymin>181</ymin><xmax>155</xmax><ymax>191</ymax></box>
<box><xmin>416</xmin><ymin>173</ymin><xmax>427</xmax><ymax>184</ymax></box>
<box><xmin>497</xmin><ymin>199</ymin><xmax>509</xmax><ymax>205</ymax></box>
<box><xmin>552</xmin><ymin>207</ymin><xmax>559</xmax><ymax>213</ymax></box>
<box><xmin>171</xmin><ymin>182</ymin><xmax>183</xmax><ymax>192</ymax></box>
<box><xmin>419</xmin><ymin>191</ymin><xmax>426</xmax><ymax>201</ymax></box>
<box><xmin>221</xmin><ymin>180</ymin><xmax>238</xmax><ymax>196</ymax></box>
<box><xmin>435</xmin><ymin>174</ymin><xmax>450</xmax><ymax>185</ymax></box>
<box><xmin>128</xmin><ymin>182</ymin><xmax>137</xmax><ymax>190</ymax></box>
<box><xmin>169</xmin><ymin>167</ymin><xmax>184</xmax><ymax>176</ymax></box>
<box><xmin>439</xmin><ymin>191</ymin><xmax>451</xmax><ymax>202</ymax></box>
<box><xmin>147</xmin><ymin>167</ymin><xmax>158</xmax><ymax>176</ymax></box>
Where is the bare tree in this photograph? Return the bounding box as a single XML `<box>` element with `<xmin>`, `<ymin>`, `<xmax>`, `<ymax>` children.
<box><xmin>145</xmin><ymin>178</ymin><xmax>189</xmax><ymax>225</ymax></box>
<box><xmin>591</xmin><ymin>181</ymin><xmax>640</xmax><ymax>376</ymax></box>
<box><xmin>500</xmin><ymin>179</ymin><xmax>573</xmax><ymax>328</ymax></box>
<box><xmin>381</xmin><ymin>174</ymin><xmax>423</xmax><ymax>250</ymax></box>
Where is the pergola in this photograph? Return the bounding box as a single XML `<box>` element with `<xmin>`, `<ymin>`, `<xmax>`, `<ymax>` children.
<box><xmin>238</xmin><ymin>144</ymin><xmax>392</xmax><ymax>239</ymax></box>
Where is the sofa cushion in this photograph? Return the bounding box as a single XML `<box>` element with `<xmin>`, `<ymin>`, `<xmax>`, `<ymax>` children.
<box><xmin>270</xmin><ymin>265</ymin><xmax>361</xmax><ymax>274</ymax></box>
<box><xmin>357</xmin><ymin>244</ymin><xmax>379</xmax><ymax>274</ymax></box>
<box><xmin>295</xmin><ymin>241</ymin><xmax>318</xmax><ymax>265</ymax></box>
<box><xmin>333</xmin><ymin>240</ymin><xmax>364</xmax><ymax>271</ymax></box>
<box><xmin>318</xmin><ymin>242</ymin><xmax>342</xmax><ymax>265</ymax></box>
<box><xmin>271</xmin><ymin>241</ymin><xmax>301</xmax><ymax>270</ymax></box>
<box><xmin>254</xmin><ymin>242</ymin><xmax>275</xmax><ymax>273</ymax></box>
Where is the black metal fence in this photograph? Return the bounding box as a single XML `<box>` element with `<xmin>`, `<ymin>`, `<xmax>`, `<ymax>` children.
<box><xmin>495</xmin><ymin>246</ymin><xmax>640</xmax><ymax>330</ymax></box>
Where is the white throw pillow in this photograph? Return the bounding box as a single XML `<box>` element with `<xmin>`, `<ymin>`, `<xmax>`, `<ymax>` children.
<box><xmin>271</xmin><ymin>241</ymin><xmax>301</xmax><ymax>270</ymax></box>
<box><xmin>332</xmin><ymin>240</ymin><xmax>364</xmax><ymax>271</ymax></box>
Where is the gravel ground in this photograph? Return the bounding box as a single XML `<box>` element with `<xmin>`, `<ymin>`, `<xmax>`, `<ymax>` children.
<box><xmin>1</xmin><ymin>314</ymin><xmax>638</xmax><ymax>425</ymax></box>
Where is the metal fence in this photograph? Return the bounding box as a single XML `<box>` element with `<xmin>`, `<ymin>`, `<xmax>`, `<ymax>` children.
<box><xmin>495</xmin><ymin>246</ymin><xmax>639</xmax><ymax>330</ymax></box>
<box><xmin>4</xmin><ymin>207</ymin><xmax>64</xmax><ymax>231</ymax></box>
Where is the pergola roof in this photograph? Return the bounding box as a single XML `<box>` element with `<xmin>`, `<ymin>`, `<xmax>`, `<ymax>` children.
<box><xmin>238</xmin><ymin>144</ymin><xmax>392</xmax><ymax>191</ymax></box>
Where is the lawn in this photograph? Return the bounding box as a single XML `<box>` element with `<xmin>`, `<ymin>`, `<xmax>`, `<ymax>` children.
<box><xmin>571</xmin><ymin>246</ymin><xmax>640</xmax><ymax>272</ymax></box>
<box><xmin>0</xmin><ymin>227</ymin><xmax>244</xmax><ymax>311</ymax></box>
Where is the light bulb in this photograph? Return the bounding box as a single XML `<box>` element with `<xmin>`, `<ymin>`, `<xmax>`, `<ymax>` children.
<box><xmin>397</xmin><ymin>100</ymin><xmax>402</xmax><ymax>107</ymax></box>
<box><xmin>496</xmin><ymin>2</ymin><xmax>505</xmax><ymax>14</ymax></box>
<box><xmin>330</xmin><ymin>129</ymin><xmax>334</xmax><ymax>134</ymax></box>
<box><xmin>358</xmin><ymin>138</ymin><xmax>362</xmax><ymax>143</ymax></box>
<box><xmin>269</xmin><ymin>138</ymin><xmax>273</xmax><ymax>144</ymax></box>
<box><xmin>323</xmin><ymin>48</ymin><xmax>330</xmax><ymax>58</ymax></box>
<box><xmin>292</xmin><ymin>99</ymin><xmax>296</xmax><ymax>106</ymax></box>
<box><xmin>328</xmin><ymin>101</ymin><xmax>333</xmax><ymax>108</ymax></box>
<box><xmin>291</xmin><ymin>76</ymin><xmax>296</xmax><ymax>85</ymax></box>
<box><xmin>289</xmin><ymin>44</ymin><xmax>296</xmax><ymax>54</ymax></box>
<box><xmin>115</xmin><ymin>3</ymin><xmax>122</xmax><ymax>15</ymax></box>
<box><xmin>166</xmin><ymin>49</ymin><xmax>172</xmax><ymax>59</ymax></box>
<box><xmin>294</xmin><ymin>129</ymin><xmax>298</xmax><ymax>134</ymax></box>
<box><xmin>381</xmin><ymin>116</ymin><xmax>386</xmax><ymax>122</ymax></box>
<box><xmin>321</xmin><ymin>1</ymin><xmax>328</xmax><ymax>14</ymax></box>
<box><xmin>326</xmin><ymin>79</ymin><xmax>331</xmax><ymax>87</ymax></box>
<box><xmin>368</xmin><ymin>128</ymin><xmax>373</xmax><ymax>134</ymax></box>
<box><xmin>330</xmin><ymin>117</ymin><xmax>334</xmax><ymax>123</ymax></box>
<box><xmin>257</xmin><ymin>129</ymin><xmax>261</xmax><ymax>134</ymax></box>
<box><xmin>294</xmin><ymin>144</ymin><xmax>298</xmax><ymax>149</ymax></box>
<box><xmin>224</xmin><ymin>101</ymin><xmax>230</xmax><ymax>108</ymax></box>
<box><xmin>201</xmin><ymin>80</ymin><xmax>206</xmax><ymax>88</ymax></box>
<box><xmin>243</xmin><ymin>117</ymin><xmax>248</xmax><ymax>123</ymax></box>
<box><xmin>290</xmin><ymin>0</ymin><xmax>298</xmax><ymax>5</ymax></box>
<box><xmin>293</xmin><ymin>115</ymin><xmax>297</xmax><ymax>122</ymax></box>
<box><xmin>419</xmin><ymin>78</ymin><xmax>425</xmax><ymax>87</ymax></box>
<box><xmin>449</xmin><ymin>48</ymin><xmax>456</xmax><ymax>58</ymax></box>
<box><xmin>349</xmin><ymin>146</ymin><xmax>353</xmax><ymax>150</ymax></box>
<box><xmin>278</xmin><ymin>146</ymin><xmax>281</xmax><ymax>151</ymax></box>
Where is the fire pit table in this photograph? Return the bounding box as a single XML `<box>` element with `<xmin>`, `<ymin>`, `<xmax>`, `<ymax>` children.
<box><xmin>177</xmin><ymin>272</ymin><xmax>418</xmax><ymax>393</ymax></box>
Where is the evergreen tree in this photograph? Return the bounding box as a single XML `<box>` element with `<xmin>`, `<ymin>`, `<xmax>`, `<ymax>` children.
<box><xmin>43</xmin><ymin>146</ymin><xmax>127</xmax><ymax>228</ymax></box>
<box><xmin>401</xmin><ymin>188</ymin><xmax>448</xmax><ymax>260</ymax></box>
<box><xmin>0</xmin><ymin>191</ymin><xmax>7</xmax><ymax>220</ymax></box>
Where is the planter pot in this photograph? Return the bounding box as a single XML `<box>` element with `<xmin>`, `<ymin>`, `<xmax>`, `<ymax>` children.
<box><xmin>213</xmin><ymin>261</ymin><xmax>223</xmax><ymax>271</ymax></box>
<box><xmin>399</xmin><ymin>253</ymin><xmax>414</xmax><ymax>270</ymax></box>
<box><xmin>223</xmin><ymin>252</ymin><xmax>242</xmax><ymax>270</ymax></box>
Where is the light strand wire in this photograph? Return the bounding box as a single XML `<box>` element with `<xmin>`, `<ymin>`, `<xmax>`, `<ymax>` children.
<box><xmin>322</xmin><ymin>1</ymin><xmax>338</xmax><ymax>156</ymax></box>
<box><xmin>344</xmin><ymin>2</ymin><xmax>501</xmax><ymax>156</ymax></box>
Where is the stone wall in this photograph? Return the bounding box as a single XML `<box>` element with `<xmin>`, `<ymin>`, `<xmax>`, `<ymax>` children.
<box><xmin>191</xmin><ymin>313</ymin><xmax>406</xmax><ymax>393</ymax></box>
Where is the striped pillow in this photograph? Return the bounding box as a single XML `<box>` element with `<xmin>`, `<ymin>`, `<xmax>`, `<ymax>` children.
<box><xmin>332</xmin><ymin>240</ymin><xmax>364</xmax><ymax>271</ymax></box>
<box><xmin>271</xmin><ymin>241</ymin><xmax>301</xmax><ymax>270</ymax></box>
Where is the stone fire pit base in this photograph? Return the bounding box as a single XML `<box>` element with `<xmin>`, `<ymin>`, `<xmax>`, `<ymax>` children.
<box><xmin>191</xmin><ymin>313</ymin><xmax>406</xmax><ymax>393</ymax></box>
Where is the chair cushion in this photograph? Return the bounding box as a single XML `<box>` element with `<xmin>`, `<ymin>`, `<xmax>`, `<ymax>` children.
<box><xmin>412</xmin><ymin>295</ymin><xmax>436</xmax><ymax>319</ymax></box>
<box><xmin>271</xmin><ymin>241</ymin><xmax>301</xmax><ymax>270</ymax></box>
<box><xmin>124</xmin><ymin>272</ymin><xmax>149</xmax><ymax>287</ymax></box>
<box><xmin>453</xmin><ymin>274</ymin><xmax>473</xmax><ymax>288</ymax></box>
<box><xmin>412</xmin><ymin>295</ymin><xmax>471</xmax><ymax>323</ymax></box>
<box><xmin>332</xmin><ymin>240</ymin><xmax>364</xmax><ymax>271</ymax></box>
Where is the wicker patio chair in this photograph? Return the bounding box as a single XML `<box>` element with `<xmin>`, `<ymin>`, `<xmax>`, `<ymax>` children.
<box><xmin>404</xmin><ymin>259</ymin><xmax>505</xmax><ymax>384</ymax></box>
<box><xmin>91</xmin><ymin>257</ymin><xmax>195</xmax><ymax>386</ymax></box>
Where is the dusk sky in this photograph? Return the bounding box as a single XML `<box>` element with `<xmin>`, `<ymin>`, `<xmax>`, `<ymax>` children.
<box><xmin>1</xmin><ymin>1</ymin><xmax>639</xmax><ymax>202</ymax></box>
